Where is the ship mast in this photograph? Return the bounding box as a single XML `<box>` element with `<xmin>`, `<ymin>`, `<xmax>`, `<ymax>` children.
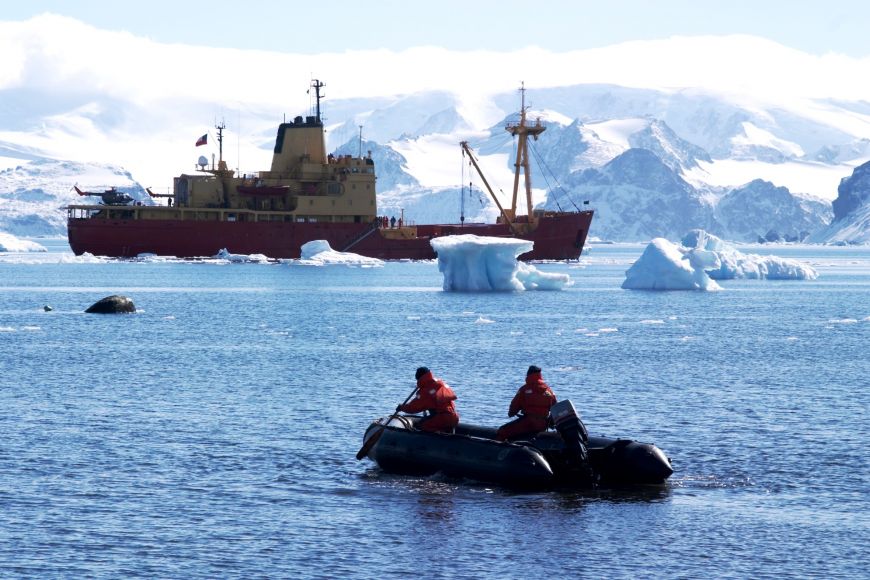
<box><xmin>215</xmin><ymin>120</ymin><xmax>226</xmax><ymax>165</ymax></box>
<box><xmin>310</xmin><ymin>79</ymin><xmax>325</xmax><ymax>123</ymax></box>
<box><xmin>459</xmin><ymin>83</ymin><xmax>544</xmax><ymax>235</ymax></box>
<box><xmin>505</xmin><ymin>82</ymin><xmax>545</xmax><ymax>225</ymax></box>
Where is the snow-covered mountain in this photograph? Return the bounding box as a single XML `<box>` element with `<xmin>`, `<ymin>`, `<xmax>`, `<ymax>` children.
<box><xmin>627</xmin><ymin>119</ymin><xmax>712</xmax><ymax>172</ymax></box>
<box><xmin>0</xmin><ymin>159</ymin><xmax>148</xmax><ymax>236</ymax></box>
<box><xmin>807</xmin><ymin>161</ymin><xmax>870</xmax><ymax>244</ymax></box>
<box><xmin>542</xmin><ymin>148</ymin><xmax>720</xmax><ymax>242</ymax></box>
<box><xmin>716</xmin><ymin>180</ymin><xmax>831</xmax><ymax>242</ymax></box>
<box><xmin>2</xmin><ymin>16</ymin><xmax>869</xmax><ymax>244</ymax></box>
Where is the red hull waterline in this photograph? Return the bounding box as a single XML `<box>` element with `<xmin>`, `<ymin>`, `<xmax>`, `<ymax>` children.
<box><xmin>67</xmin><ymin>211</ymin><xmax>594</xmax><ymax>261</ymax></box>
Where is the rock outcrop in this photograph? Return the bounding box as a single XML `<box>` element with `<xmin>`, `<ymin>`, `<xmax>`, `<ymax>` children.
<box><xmin>85</xmin><ymin>295</ymin><xmax>136</xmax><ymax>314</ymax></box>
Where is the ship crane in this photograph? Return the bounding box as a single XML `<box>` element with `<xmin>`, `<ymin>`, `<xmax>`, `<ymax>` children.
<box><xmin>460</xmin><ymin>141</ymin><xmax>520</xmax><ymax>236</ymax></box>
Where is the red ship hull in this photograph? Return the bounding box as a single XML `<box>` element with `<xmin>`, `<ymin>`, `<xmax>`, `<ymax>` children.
<box><xmin>67</xmin><ymin>210</ymin><xmax>593</xmax><ymax>261</ymax></box>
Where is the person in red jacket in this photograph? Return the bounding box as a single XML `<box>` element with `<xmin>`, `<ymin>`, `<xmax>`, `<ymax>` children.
<box><xmin>496</xmin><ymin>365</ymin><xmax>557</xmax><ymax>441</ymax></box>
<box><xmin>398</xmin><ymin>367</ymin><xmax>459</xmax><ymax>433</ymax></box>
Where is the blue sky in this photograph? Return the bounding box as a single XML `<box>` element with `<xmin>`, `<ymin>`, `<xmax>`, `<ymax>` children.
<box><xmin>5</xmin><ymin>0</ymin><xmax>869</xmax><ymax>56</ymax></box>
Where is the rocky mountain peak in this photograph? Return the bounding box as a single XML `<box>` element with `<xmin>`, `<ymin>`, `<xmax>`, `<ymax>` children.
<box><xmin>832</xmin><ymin>160</ymin><xmax>870</xmax><ymax>221</ymax></box>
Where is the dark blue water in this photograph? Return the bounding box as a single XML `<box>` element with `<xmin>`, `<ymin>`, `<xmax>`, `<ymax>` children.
<box><xmin>1</xmin><ymin>242</ymin><xmax>868</xmax><ymax>578</ymax></box>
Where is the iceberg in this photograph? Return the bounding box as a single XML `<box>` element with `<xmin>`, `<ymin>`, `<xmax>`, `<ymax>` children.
<box><xmin>430</xmin><ymin>234</ymin><xmax>573</xmax><ymax>291</ymax></box>
<box><xmin>292</xmin><ymin>240</ymin><xmax>383</xmax><ymax>266</ymax></box>
<box><xmin>623</xmin><ymin>230</ymin><xmax>819</xmax><ymax>291</ymax></box>
<box><xmin>622</xmin><ymin>238</ymin><xmax>722</xmax><ymax>291</ymax></box>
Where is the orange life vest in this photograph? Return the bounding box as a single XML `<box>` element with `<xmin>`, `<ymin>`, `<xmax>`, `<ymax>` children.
<box><xmin>508</xmin><ymin>372</ymin><xmax>556</xmax><ymax>419</ymax></box>
<box><xmin>402</xmin><ymin>371</ymin><xmax>458</xmax><ymax>416</ymax></box>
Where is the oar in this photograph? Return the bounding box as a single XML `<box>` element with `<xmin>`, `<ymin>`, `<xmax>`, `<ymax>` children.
<box><xmin>355</xmin><ymin>387</ymin><xmax>418</xmax><ymax>460</ymax></box>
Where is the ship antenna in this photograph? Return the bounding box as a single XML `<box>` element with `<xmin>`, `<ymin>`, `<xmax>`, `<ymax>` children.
<box><xmin>215</xmin><ymin>119</ymin><xmax>226</xmax><ymax>164</ymax></box>
<box><xmin>311</xmin><ymin>79</ymin><xmax>325</xmax><ymax>123</ymax></box>
<box><xmin>519</xmin><ymin>81</ymin><xmax>526</xmax><ymax>124</ymax></box>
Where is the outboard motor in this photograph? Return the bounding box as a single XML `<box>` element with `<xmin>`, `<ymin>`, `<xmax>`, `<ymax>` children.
<box><xmin>551</xmin><ymin>400</ymin><xmax>595</xmax><ymax>481</ymax></box>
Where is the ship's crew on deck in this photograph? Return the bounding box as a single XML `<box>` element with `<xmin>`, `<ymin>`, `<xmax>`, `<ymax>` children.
<box><xmin>398</xmin><ymin>367</ymin><xmax>459</xmax><ymax>433</ymax></box>
<box><xmin>390</xmin><ymin>216</ymin><xmax>396</xmax><ymax>228</ymax></box>
<box><xmin>496</xmin><ymin>365</ymin><xmax>557</xmax><ymax>441</ymax></box>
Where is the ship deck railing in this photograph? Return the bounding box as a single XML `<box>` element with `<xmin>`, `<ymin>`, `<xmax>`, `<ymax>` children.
<box><xmin>67</xmin><ymin>204</ymin><xmax>373</xmax><ymax>224</ymax></box>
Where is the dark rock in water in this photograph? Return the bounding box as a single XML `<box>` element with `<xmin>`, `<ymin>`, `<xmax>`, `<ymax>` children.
<box><xmin>85</xmin><ymin>295</ymin><xmax>136</xmax><ymax>314</ymax></box>
<box><xmin>43</xmin><ymin>305</ymin><xmax>53</xmax><ymax>312</ymax></box>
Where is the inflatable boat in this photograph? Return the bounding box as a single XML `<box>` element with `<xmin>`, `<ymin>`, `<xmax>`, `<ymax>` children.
<box><xmin>359</xmin><ymin>400</ymin><xmax>673</xmax><ymax>489</ymax></box>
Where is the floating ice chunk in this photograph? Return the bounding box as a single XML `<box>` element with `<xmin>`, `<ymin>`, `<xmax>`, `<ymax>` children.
<box><xmin>301</xmin><ymin>240</ymin><xmax>338</xmax><ymax>258</ymax></box>
<box><xmin>624</xmin><ymin>231</ymin><xmax>819</xmax><ymax>290</ymax></box>
<box><xmin>622</xmin><ymin>238</ymin><xmax>722</xmax><ymax>291</ymax></box>
<box><xmin>0</xmin><ymin>232</ymin><xmax>47</xmax><ymax>252</ymax></box>
<box><xmin>430</xmin><ymin>234</ymin><xmax>572</xmax><ymax>291</ymax></box>
<box><xmin>681</xmin><ymin>230</ymin><xmax>730</xmax><ymax>252</ymax></box>
<box><xmin>67</xmin><ymin>252</ymin><xmax>104</xmax><ymax>263</ymax></box>
<box><xmin>755</xmin><ymin>258</ymin><xmax>819</xmax><ymax>280</ymax></box>
<box><xmin>214</xmin><ymin>248</ymin><xmax>270</xmax><ymax>263</ymax></box>
<box><xmin>516</xmin><ymin>262</ymin><xmax>574</xmax><ymax>290</ymax></box>
<box><xmin>682</xmin><ymin>230</ymin><xmax>818</xmax><ymax>280</ymax></box>
<box><xmin>291</xmin><ymin>240</ymin><xmax>383</xmax><ymax>266</ymax></box>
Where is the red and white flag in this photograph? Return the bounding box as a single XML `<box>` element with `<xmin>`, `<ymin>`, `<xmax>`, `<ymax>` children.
<box><xmin>195</xmin><ymin>133</ymin><xmax>207</xmax><ymax>147</ymax></box>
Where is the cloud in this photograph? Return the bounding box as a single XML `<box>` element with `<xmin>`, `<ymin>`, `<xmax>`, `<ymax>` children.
<box><xmin>3</xmin><ymin>14</ymin><xmax>870</xmax><ymax>107</ymax></box>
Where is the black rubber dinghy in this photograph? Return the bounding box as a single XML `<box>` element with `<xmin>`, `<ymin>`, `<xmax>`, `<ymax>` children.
<box><xmin>361</xmin><ymin>414</ymin><xmax>673</xmax><ymax>489</ymax></box>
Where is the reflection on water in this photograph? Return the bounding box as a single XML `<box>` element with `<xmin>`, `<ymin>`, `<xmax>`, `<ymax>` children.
<box><xmin>415</xmin><ymin>491</ymin><xmax>457</xmax><ymax>523</ymax></box>
<box><xmin>365</xmin><ymin>469</ymin><xmax>673</xmax><ymax>511</ymax></box>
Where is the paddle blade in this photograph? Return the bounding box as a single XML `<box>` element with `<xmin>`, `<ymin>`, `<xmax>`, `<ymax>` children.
<box><xmin>355</xmin><ymin>425</ymin><xmax>385</xmax><ymax>460</ymax></box>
